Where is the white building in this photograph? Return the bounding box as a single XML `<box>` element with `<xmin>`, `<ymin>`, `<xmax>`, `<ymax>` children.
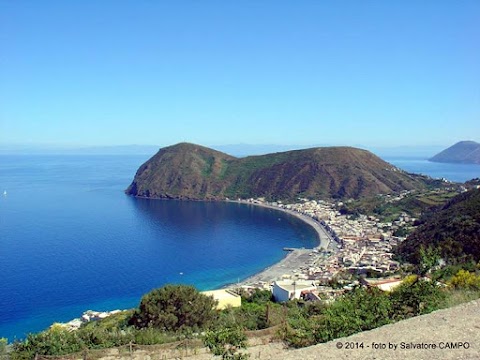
<box><xmin>272</xmin><ymin>280</ymin><xmax>317</xmax><ymax>302</ymax></box>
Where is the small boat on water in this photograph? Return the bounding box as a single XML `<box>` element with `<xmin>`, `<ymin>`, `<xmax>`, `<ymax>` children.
<box><xmin>3</xmin><ymin>190</ymin><xmax>6</xmax><ymax>196</ymax></box>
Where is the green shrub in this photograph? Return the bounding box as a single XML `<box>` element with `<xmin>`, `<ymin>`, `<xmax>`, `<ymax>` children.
<box><xmin>449</xmin><ymin>269</ymin><xmax>480</xmax><ymax>290</ymax></box>
<box><xmin>0</xmin><ymin>338</ymin><xmax>7</xmax><ymax>358</ymax></box>
<box><xmin>215</xmin><ymin>293</ymin><xmax>283</xmax><ymax>331</ymax></box>
<box><xmin>282</xmin><ymin>287</ymin><xmax>392</xmax><ymax>347</ymax></box>
<box><xmin>133</xmin><ymin>327</ymin><xmax>175</xmax><ymax>345</ymax></box>
<box><xmin>390</xmin><ymin>278</ymin><xmax>445</xmax><ymax>319</ymax></box>
<box><xmin>283</xmin><ymin>313</ymin><xmax>318</xmax><ymax>348</ymax></box>
<box><xmin>236</xmin><ymin>303</ymin><xmax>268</xmax><ymax>330</ymax></box>
<box><xmin>316</xmin><ymin>287</ymin><xmax>392</xmax><ymax>342</ymax></box>
<box><xmin>130</xmin><ymin>284</ymin><xmax>217</xmax><ymax>332</ymax></box>
<box><xmin>11</xmin><ymin>325</ymin><xmax>83</xmax><ymax>358</ymax></box>
<box><xmin>243</xmin><ymin>289</ymin><xmax>273</xmax><ymax>304</ymax></box>
<box><xmin>417</xmin><ymin>246</ymin><xmax>441</xmax><ymax>276</ymax></box>
<box><xmin>204</xmin><ymin>327</ymin><xmax>249</xmax><ymax>360</ymax></box>
<box><xmin>77</xmin><ymin>326</ymin><xmax>134</xmax><ymax>348</ymax></box>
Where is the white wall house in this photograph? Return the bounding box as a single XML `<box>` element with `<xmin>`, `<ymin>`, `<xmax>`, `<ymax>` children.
<box><xmin>272</xmin><ymin>280</ymin><xmax>317</xmax><ymax>302</ymax></box>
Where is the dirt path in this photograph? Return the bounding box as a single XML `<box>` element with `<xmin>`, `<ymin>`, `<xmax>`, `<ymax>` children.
<box><xmin>243</xmin><ymin>299</ymin><xmax>480</xmax><ymax>360</ymax></box>
<box><xmin>188</xmin><ymin>299</ymin><xmax>480</xmax><ymax>360</ymax></box>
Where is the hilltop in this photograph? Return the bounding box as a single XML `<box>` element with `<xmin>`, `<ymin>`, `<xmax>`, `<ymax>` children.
<box><xmin>396</xmin><ymin>188</ymin><xmax>480</xmax><ymax>264</ymax></box>
<box><xmin>126</xmin><ymin>142</ymin><xmax>437</xmax><ymax>201</ymax></box>
<box><xmin>429</xmin><ymin>141</ymin><xmax>480</xmax><ymax>165</ymax></box>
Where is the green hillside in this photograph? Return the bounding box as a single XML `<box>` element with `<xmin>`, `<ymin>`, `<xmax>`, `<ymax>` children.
<box><xmin>126</xmin><ymin>142</ymin><xmax>437</xmax><ymax>201</ymax></box>
<box><xmin>396</xmin><ymin>189</ymin><xmax>480</xmax><ymax>264</ymax></box>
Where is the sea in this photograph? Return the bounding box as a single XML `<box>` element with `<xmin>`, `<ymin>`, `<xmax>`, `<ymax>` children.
<box><xmin>0</xmin><ymin>154</ymin><xmax>478</xmax><ymax>341</ymax></box>
<box><xmin>0</xmin><ymin>155</ymin><xmax>318</xmax><ymax>341</ymax></box>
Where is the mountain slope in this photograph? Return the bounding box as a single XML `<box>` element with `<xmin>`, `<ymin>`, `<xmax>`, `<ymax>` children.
<box><xmin>429</xmin><ymin>141</ymin><xmax>480</xmax><ymax>165</ymax></box>
<box><xmin>125</xmin><ymin>143</ymin><xmax>235</xmax><ymax>200</ymax></box>
<box><xmin>396</xmin><ymin>188</ymin><xmax>480</xmax><ymax>264</ymax></box>
<box><xmin>126</xmin><ymin>142</ymin><xmax>435</xmax><ymax>201</ymax></box>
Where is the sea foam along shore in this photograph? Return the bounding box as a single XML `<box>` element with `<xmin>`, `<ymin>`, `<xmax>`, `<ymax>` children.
<box><xmin>226</xmin><ymin>200</ymin><xmax>337</xmax><ymax>287</ymax></box>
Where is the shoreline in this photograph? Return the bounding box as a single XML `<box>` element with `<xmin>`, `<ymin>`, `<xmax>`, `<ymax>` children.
<box><xmin>231</xmin><ymin>200</ymin><xmax>332</xmax><ymax>249</ymax></box>
<box><xmin>225</xmin><ymin>200</ymin><xmax>337</xmax><ymax>287</ymax></box>
<box><xmin>132</xmin><ymin>195</ymin><xmax>337</xmax><ymax>287</ymax></box>
<box><xmin>39</xmin><ymin>199</ymin><xmax>337</xmax><ymax>336</ymax></box>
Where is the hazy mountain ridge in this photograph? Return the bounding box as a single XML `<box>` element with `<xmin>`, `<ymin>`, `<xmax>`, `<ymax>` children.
<box><xmin>0</xmin><ymin>144</ymin><xmax>160</xmax><ymax>155</ymax></box>
<box><xmin>126</xmin><ymin>142</ymin><xmax>435</xmax><ymax>201</ymax></box>
<box><xmin>429</xmin><ymin>141</ymin><xmax>480</xmax><ymax>165</ymax></box>
<box><xmin>0</xmin><ymin>143</ymin><xmax>447</xmax><ymax>158</ymax></box>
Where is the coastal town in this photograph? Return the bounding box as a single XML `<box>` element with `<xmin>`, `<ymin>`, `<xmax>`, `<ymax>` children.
<box><xmin>232</xmin><ymin>195</ymin><xmax>420</xmax><ymax>303</ymax></box>
<box><xmin>58</xmin><ymin>194</ymin><xmax>415</xmax><ymax>330</ymax></box>
<box><xmin>57</xmin><ymin>188</ymin><xmax>469</xmax><ymax>330</ymax></box>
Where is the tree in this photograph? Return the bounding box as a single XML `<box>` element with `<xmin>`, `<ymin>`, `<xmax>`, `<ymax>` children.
<box><xmin>417</xmin><ymin>246</ymin><xmax>440</xmax><ymax>276</ymax></box>
<box><xmin>130</xmin><ymin>284</ymin><xmax>217</xmax><ymax>332</ymax></box>
<box><xmin>390</xmin><ymin>279</ymin><xmax>445</xmax><ymax>319</ymax></box>
<box><xmin>316</xmin><ymin>287</ymin><xmax>392</xmax><ymax>342</ymax></box>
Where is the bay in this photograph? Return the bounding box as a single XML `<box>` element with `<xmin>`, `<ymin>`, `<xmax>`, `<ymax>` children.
<box><xmin>0</xmin><ymin>155</ymin><xmax>317</xmax><ymax>341</ymax></box>
<box><xmin>1</xmin><ymin>154</ymin><xmax>478</xmax><ymax>341</ymax></box>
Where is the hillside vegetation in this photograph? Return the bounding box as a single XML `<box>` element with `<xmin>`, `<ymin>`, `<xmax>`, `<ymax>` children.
<box><xmin>339</xmin><ymin>189</ymin><xmax>460</xmax><ymax>222</ymax></box>
<box><xmin>126</xmin><ymin>143</ymin><xmax>438</xmax><ymax>201</ymax></box>
<box><xmin>9</xmin><ymin>276</ymin><xmax>480</xmax><ymax>359</ymax></box>
<box><xmin>396</xmin><ymin>189</ymin><xmax>480</xmax><ymax>264</ymax></box>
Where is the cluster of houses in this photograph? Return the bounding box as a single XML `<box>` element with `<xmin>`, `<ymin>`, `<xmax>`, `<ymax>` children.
<box><xmin>57</xmin><ymin>195</ymin><xmax>427</xmax><ymax>329</ymax></box>
<box><xmin>190</xmin><ymin>194</ymin><xmax>420</xmax><ymax>306</ymax></box>
<box><xmin>237</xmin><ymin>197</ymin><xmax>415</xmax><ymax>304</ymax></box>
<box><xmin>269</xmin><ymin>277</ymin><xmax>404</xmax><ymax>303</ymax></box>
<box><xmin>277</xmin><ymin>199</ymin><xmax>412</xmax><ymax>275</ymax></box>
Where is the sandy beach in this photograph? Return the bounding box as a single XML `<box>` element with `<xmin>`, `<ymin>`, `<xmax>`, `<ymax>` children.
<box><xmin>228</xmin><ymin>200</ymin><xmax>337</xmax><ymax>287</ymax></box>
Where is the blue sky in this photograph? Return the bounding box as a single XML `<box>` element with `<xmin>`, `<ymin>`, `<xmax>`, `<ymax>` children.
<box><xmin>1</xmin><ymin>1</ymin><xmax>479</xmax><ymax>148</ymax></box>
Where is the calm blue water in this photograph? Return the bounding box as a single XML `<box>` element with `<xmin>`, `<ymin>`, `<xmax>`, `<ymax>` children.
<box><xmin>384</xmin><ymin>156</ymin><xmax>479</xmax><ymax>183</ymax></box>
<box><xmin>1</xmin><ymin>155</ymin><xmax>478</xmax><ymax>341</ymax></box>
<box><xmin>0</xmin><ymin>155</ymin><xmax>318</xmax><ymax>341</ymax></box>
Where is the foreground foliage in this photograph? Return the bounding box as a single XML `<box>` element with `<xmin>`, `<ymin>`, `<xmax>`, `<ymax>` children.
<box><xmin>204</xmin><ymin>327</ymin><xmax>249</xmax><ymax>360</ymax></box>
<box><xmin>283</xmin><ymin>279</ymin><xmax>448</xmax><ymax>348</ymax></box>
<box><xmin>10</xmin><ymin>276</ymin><xmax>480</xmax><ymax>358</ymax></box>
<box><xmin>130</xmin><ymin>284</ymin><xmax>217</xmax><ymax>332</ymax></box>
<box><xmin>0</xmin><ymin>338</ymin><xmax>8</xmax><ymax>359</ymax></box>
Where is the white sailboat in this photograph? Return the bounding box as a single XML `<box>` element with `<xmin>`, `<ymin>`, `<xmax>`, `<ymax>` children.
<box><xmin>3</xmin><ymin>190</ymin><xmax>6</xmax><ymax>196</ymax></box>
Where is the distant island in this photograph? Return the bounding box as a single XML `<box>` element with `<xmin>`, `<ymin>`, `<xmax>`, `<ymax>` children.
<box><xmin>126</xmin><ymin>142</ymin><xmax>440</xmax><ymax>201</ymax></box>
<box><xmin>429</xmin><ymin>141</ymin><xmax>480</xmax><ymax>165</ymax></box>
